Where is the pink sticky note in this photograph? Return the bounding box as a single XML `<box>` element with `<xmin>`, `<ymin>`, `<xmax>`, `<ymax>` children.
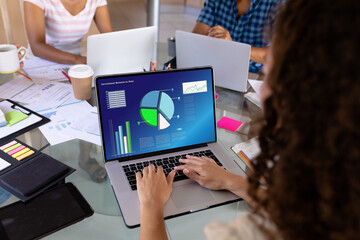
<box><xmin>215</xmin><ymin>92</ymin><xmax>219</xmax><ymax>100</ymax></box>
<box><xmin>217</xmin><ymin>116</ymin><xmax>243</xmax><ymax>132</ymax></box>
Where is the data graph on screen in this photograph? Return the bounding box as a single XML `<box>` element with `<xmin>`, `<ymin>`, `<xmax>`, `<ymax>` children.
<box><xmin>182</xmin><ymin>80</ymin><xmax>207</xmax><ymax>94</ymax></box>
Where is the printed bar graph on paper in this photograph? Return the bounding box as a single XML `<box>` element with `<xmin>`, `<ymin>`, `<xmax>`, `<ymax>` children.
<box><xmin>106</xmin><ymin>90</ymin><xmax>126</xmax><ymax>109</ymax></box>
<box><xmin>182</xmin><ymin>80</ymin><xmax>207</xmax><ymax>95</ymax></box>
<box><xmin>119</xmin><ymin>126</ymin><xmax>125</xmax><ymax>154</ymax></box>
<box><xmin>126</xmin><ymin>121</ymin><xmax>132</xmax><ymax>153</ymax></box>
<box><xmin>115</xmin><ymin>131</ymin><xmax>120</xmax><ymax>155</ymax></box>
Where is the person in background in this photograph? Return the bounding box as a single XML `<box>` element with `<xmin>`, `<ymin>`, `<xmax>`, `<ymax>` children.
<box><xmin>24</xmin><ymin>0</ymin><xmax>113</xmax><ymax>64</ymax></box>
<box><xmin>137</xmin><ymin>0</ymin><xmax>360</xmax><ymax>239</ymax></box>
<box><xmin>23</xmin><ymin>0</ymin><xmax>112</xmax><ymax>182</ymax></box>
<box><xmin>193</xmin><ymin>0</ymin><xmax>280</xmax><ymax>73</ymax></box>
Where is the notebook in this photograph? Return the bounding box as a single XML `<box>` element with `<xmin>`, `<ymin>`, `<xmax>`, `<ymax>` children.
<box><xmin>95</xmin><ymin>67</ymin><xmax>245</xmax><ymax>228</ymax></box>
<box><xmin>176</xmin><ymin>31</ymin><xmax>251</xmax><ymax>92</ymax></box>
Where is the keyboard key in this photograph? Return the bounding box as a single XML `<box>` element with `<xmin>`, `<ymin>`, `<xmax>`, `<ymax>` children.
<box><xmin>131</xmin><ymin>185</ymin><xmax>137</xmax><ymax>190</ymax></box>
<box><xmin>123</xmin><ymin>168</ymin><xmax>130</xmax><ymax>173</ymax></box>
<box><xmin>174</xmin><ymin>175</ymin><xmax>188</xmax><ymax>181</ymax></box>
<box><xmin>127</xmin><ymin>176</ymin><xmax>136</xmax><ymax>181</ymax></box>
<box><xmin>126</xmin><ymin>172</ymin><xmax>135</xmax><ymax>177</ymax></box>
<box><xmin>129</xmin><ymin>180</ymin><xmax>136</xmax><ymax>185</ymax></box>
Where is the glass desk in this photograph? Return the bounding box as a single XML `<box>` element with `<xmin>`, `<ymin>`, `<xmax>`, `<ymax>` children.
<box><xmin>0</xmin><ymin>44</ymin><xmax>262</xmax><ymax>239</ymax></box>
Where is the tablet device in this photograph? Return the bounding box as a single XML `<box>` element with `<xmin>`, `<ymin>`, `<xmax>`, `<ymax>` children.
<box><xmin>0</xmin><ymin>183</ymin><xmax>94</xmax><ymax>240</ymax></box>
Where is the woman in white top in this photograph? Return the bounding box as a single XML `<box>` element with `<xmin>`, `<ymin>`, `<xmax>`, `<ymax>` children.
<box><xmin>136</xmin><ymin>0</ymin><xmax>360</xmax><ymax>239</ymax></box>
<box><xmin>24</xmin><ymin>0</ymin><xmax>113</xmax><ymax>64</ymax></box>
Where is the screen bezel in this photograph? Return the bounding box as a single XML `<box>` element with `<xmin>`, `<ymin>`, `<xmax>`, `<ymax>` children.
<box><xmin>0</xmin><ymin>183</ymin><xmax>94</xmax><ymax>240</ymax></box>
<box><xmin>95</xmin><ymin>66</ymin><xmax>217</xmax><ymax>163</ymax></box>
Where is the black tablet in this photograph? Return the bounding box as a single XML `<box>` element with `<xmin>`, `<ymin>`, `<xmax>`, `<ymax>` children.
<box><xmin>0</xmin><ymin>183</ymin><xmax>94</xmax><ymax>240</ymax></box>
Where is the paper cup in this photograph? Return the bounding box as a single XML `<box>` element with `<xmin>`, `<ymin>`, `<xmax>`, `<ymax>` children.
<box><xmin>68</xmin><ymin>64</ymin><xmax>94</xmax><ymax>100</ymax></box>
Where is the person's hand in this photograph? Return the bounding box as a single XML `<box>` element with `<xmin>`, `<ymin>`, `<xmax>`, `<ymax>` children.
<box><xmin>136</xmin><ymin>165</ymin><xmax>176</xmax><ymax>210</ymax></box>
<box><xmin>208</xmin><ymin>25</ymin><xmax>232</xmax><ymax>41</ymax></box>
<box><xmin>174</xmin><ymin>155</ymin><xmax>232</xmax><ymax>190</ymax></box>
<box><xmin>15</xmin><ymin>44</ymin><xmax>24</xmax><ymax>68</ymax></box>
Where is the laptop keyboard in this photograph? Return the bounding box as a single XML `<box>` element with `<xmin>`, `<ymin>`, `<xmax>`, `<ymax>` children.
<box><xmin>122</xmin><ymin>150</ymin><xmax>223</xmax><ymax>190</ymax></box>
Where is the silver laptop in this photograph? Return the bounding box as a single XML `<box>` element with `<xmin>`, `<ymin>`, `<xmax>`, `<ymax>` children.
<box><xmin>95</xmin><ymin>67</ymin><xmax>245</xmax><ymax>228</ymax></box>
<box><xmin>87</xmin><ymin>26</ymin><xmax>157</xmax><ymax>87</ymax></box>
<box><xmin>176</xmin><ymin>31</ymin><xmax>251</xmax><ymax>92</ymax></box>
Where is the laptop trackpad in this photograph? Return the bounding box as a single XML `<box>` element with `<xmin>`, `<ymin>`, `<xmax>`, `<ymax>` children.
<box><xmin>171</xmin><ymin>182</ymin><xmax>214</xmax><ymax>209</ymax></box>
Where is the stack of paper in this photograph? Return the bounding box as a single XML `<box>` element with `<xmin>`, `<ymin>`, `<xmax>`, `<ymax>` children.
<box><xmin>39</xmin><ymin>102</ymin><xmax>101</xmax><ymax>146</ymax></box>
<box><xmin>23</xmin><ymin>57</ymin><xmax>72</xmax><ymax>83</ymax></box>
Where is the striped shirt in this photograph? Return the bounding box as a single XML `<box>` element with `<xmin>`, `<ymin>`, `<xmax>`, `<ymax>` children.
<box><xmin>197</xmin><ymin>0</ymin><xmax>280</xmax><ymax>73</ymax></box>
<box><xmin>24</xmin><ymin>0</ymin><xmax>107</xmax><ymax>54</ymax></box>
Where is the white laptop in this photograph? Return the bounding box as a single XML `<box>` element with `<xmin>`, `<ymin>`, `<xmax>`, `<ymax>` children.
<box><xmin>87</xmin><ymin>26</ymin><xmax>157</xmax><ymax>86</ymax></box>
<box><xmin>95</xmin><ymin>67</ymin><xmax>245</xmax><ymax>228</ymax></box>
<box><xmin>176</xmin><ymin>31</ymin><xmax>251</xmax><ymax>92</ymax></box>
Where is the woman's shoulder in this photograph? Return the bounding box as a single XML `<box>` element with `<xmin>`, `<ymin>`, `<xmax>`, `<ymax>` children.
<box><xmin>204</xmin><ymin>214</ymin><xmax>279</xmax><ymax>240</ymax></box>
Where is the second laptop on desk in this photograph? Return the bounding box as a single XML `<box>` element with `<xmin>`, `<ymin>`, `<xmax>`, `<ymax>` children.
<box><xmin>95</xmin><ymin>67</ymin><xmax>245</xmax><ymax>228</ymax></box>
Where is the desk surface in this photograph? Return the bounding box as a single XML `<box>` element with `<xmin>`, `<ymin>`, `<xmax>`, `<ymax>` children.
<box><xmin>0</xmin><ymin>43</ymin><xmax>262</xmax><ymax>239</ymax></box>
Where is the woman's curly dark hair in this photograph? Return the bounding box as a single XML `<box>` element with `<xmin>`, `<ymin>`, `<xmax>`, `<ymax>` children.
<box><xmin>248</xmin><ymin>0</ymin><xmax>360</xmax><ymax>239</ymax></box>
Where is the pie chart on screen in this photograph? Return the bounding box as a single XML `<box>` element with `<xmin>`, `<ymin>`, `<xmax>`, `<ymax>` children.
<box><xmin>139</xmin><ymin>91</ymin><xmax>174</xmax><ymax>130</ymax></box>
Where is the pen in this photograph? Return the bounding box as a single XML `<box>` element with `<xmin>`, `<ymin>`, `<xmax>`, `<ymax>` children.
<box><xmin>149</xmin><ymin>60</ymin><xmax>153</xmax><ymax>72</ymax></box>
<box><xmin>142</xmin><ymin>67</ymin><xmax>146</xmax><ymax>72</ymax></box>
<box><xmin>163</xmin><ymin>65</ymin><xmax>166</xmax><ymax>70</ymax></box>
<box><xmin>61</xmin><ymin>70</ymin><xmax>71</xmax><ymax>83</ymax></box>
<box><xmin>21</xmin><ymin>68</ymin><xmax>30</xmax><ymax>77</ymax></box>
<box><xmin>16</xmin><ymin>71</ymin><xmax>32</xmax><ymax>81</ymax></box>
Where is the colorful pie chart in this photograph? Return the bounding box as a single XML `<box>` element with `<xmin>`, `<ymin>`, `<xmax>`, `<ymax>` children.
<box><xmin>140</xmin><ymin>91</ymin><xmax>174</xmax><ymax>130</ymax></box>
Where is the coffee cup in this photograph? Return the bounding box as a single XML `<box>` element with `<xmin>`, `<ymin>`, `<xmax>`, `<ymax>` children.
<box><xmin>0</xmin><ymin>44</ymin><xmax>27</xmax><ymax>74</ymax></box>
<box><xmin>68</xmin><ymin>64</ymin><xmax>94</xmax><ymax>100</ymax></box>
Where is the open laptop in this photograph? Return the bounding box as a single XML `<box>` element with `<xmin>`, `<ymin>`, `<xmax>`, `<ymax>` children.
<box><xmin>87</xmin><ymin>26</ymin><xmax>157</xmax><ymax>87</ymax></box>
<box><xmin>176</xmin><ymin>31</ymin><xmax>251</xmax><ymax>92</ymax></box>
<box><xmin>95</xmin><ymin>67</ymin><xmax>245</xmax><ymax>228</ymax></box>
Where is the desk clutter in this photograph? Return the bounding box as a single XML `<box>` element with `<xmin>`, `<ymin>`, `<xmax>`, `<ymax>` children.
<box><xmin>0</xmin><ymin>139</ymin><xmax>75</xmax><ymax>202</ymax></box>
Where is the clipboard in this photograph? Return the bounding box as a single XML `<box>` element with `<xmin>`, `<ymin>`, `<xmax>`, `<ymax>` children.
<box><xmin>0</xmin><ymin>99</ymin><xmax>50</xmax><ymax>142</ymax></box>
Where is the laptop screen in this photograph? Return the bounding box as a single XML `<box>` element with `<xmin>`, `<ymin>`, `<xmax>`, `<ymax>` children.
<box><xmin>96</xmin><ymin>67</ymin><xmax>217</xmax><ymax>162</ymax></box>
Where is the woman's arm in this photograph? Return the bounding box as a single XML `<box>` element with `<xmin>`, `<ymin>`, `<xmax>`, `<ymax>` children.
<box><xmin>24</xmin><ymin>2</ymin><xmax>86</xmax><ymax>64</ymax></box>
<box><xmin>93</xmin><ymin>5</ymin><xmax>113</xmax><ymax>33</ymax></box>
<box><xmin>137</xmin><ymin>165</ymin><xmax>176</xmax><ymax>240</ymax></box>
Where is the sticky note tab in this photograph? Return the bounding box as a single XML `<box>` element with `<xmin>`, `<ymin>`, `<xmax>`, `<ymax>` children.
<box><xmin>12</xmin><ymin>148</ymin><xmax>30</xmax><ymax>159</ymax></box>
<box><xmin>16</xmin><ymin>150</ymin><xmax>35</xmax><ymax>161</ymax></box>
<box><xmin>3</xmin><ymin>143</ymin><xmax>22</xmax><ymax>153</ymax></box>
<box><xmin>215</xmin><ymin>92</ymin><xmax>219</xmax><ymax>100</ymax></box>
<box><xmin>5</xmin><ymin>110</ymin><xmax>29</xmax><ymax>127</ymax></box>
<box><xmin>7</xmin><ymin>145</ymin><xmax>26</xmax><ymax>156</ymax></box>
<box><xmin>217</xmin><ymin>116</ymin><xmax>243</xmax><ymax>132</ymax></box>
<box><xmin>0</xmin><ymin>157</ymin><xmax>11</xmax><ymax>171</ymax></box>
<box><xmin>0</xmin><ymin>141</ymin><xmax>17</xmax><ymax>151</ymax></box>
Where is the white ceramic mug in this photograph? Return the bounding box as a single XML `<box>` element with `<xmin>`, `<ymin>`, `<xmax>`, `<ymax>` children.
<box><xmin>0</xmin><ymin>44</ymin><xmax>27</xmax><ymax>74</ymax></box>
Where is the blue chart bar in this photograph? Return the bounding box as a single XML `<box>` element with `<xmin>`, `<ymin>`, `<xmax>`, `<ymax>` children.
<box><xmin>118</xmin><ymin>126</ymin><xmax>125</xmax><ymax>154</ymax></box>
<box><xmin>115</xmin><ymin>131</ymin><xmax>120</xmax><ymax>155</ymax></box>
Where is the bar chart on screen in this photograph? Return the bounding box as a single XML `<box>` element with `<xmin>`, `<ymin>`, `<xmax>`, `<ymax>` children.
<box><xmin>109</xmin><ymin>119</ymin><xmax>133</xmax><ymax>156</ymax></box>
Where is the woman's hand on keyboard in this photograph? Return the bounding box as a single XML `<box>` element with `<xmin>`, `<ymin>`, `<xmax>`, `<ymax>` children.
<box><xmin>175</xmin><ymin>155</ymin><xmax>231</xmax><ymax>190</ymax></box>
<box><xmin>175</xmin><ymin>155</ymin><xmax>249</xmax><ymax>199</ymax></box>
<box><xmin>136</xmin><ymin>164</ymin><xmax>176</xmax><ymax>210</ymax></box>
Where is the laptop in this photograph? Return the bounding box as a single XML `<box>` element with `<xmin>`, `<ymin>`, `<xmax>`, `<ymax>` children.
<box><xmin>95</xmin><ymin>67</ymin><xmax>246</xmax><ymax>228</ymax></box>
<box><xmin>87</xmin><ymin>26</ymin><xmax>157</xmax><ymax>87</ymax></box>
<box><xmin>176</xmin><ymin>31</ymin><xmax>251</xmax><ymax>92</ymax></box>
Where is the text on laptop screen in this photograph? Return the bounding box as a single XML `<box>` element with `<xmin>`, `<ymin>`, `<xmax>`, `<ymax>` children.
<box><xmin>96</xmin><ymin>68</ymin><xmax>216</xmax><ymax>161</ymax></box>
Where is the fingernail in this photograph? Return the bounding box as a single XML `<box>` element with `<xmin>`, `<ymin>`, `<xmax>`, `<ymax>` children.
<box><xmin>184</xmin><ymin>169</ymin><xmax>189</xmax><ymax>174</ymax></box>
